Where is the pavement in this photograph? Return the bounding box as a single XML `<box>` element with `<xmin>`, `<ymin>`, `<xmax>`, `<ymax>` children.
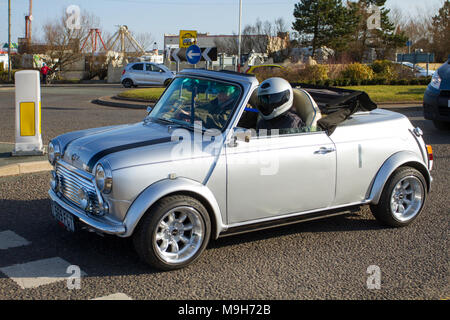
<box><xmin>92</xmin><ymin>95</ymin><xmax>152</xmax><ymax>109</ymax></box>
<box><xmin>0</xmin><ymin>85</ymin><xmax>143</xmax><ymax>177</ymax></box>
<box><xmin>0</xmin><ymin>143</ymin><xmax>50</xmax><ymax>177</ymax></box>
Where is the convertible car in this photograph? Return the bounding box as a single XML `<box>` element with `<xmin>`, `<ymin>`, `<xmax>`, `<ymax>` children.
<box><xmin>48</xmin><ymin>69</ymin><xmax>433</xmax><ymax>270</ymax></box>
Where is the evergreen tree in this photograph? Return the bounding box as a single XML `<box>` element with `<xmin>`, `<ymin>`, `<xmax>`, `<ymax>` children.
<box><xmin>430</xmin><ymin>0</ymin><xmax>450</xmax><ymax>62</ymax></box>
<box><xmin>292</xmin><ymin>0</ymin><xmax>356</xmax><ymax>57</ymax></box>
<box><xmin>347</xmin><ymin>0</ymin><xmax>407</xmax><ymax>61</ymax></box>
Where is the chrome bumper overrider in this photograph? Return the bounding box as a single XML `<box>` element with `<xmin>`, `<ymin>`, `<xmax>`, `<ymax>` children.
<box><xmin>49</xmin><ymin>189</ymin><xmax>126</xmax><ymax>235</ymax></box>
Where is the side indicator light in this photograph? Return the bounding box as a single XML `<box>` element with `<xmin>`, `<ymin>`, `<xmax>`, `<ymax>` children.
<box><xmin>426</xmin><ymin>145</ymin><xmax>433</xmax><ymax>161</ymax></box>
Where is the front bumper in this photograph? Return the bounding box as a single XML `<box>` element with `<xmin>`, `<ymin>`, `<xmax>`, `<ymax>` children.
<box><xmin>49</xmin><ymin>189</ymin><xmax>126</xmax><ymax>235</ymax></box>
<box><xmin>423</xmin><ymin>89</ymin><xmax>450</xmax><ymax>122</ymax></box>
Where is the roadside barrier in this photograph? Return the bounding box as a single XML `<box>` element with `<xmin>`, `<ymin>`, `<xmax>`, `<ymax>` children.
<box><xmin>12</xmin><ymin>70</ymin><xmax>45</xmax><ymax>156</ymax></box>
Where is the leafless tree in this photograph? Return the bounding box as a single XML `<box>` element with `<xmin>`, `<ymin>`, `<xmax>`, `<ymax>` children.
<box><xmin>134</xmin><ymin>32</ymin><xmax>156</xmax><ymax>52</ymax></box>
<box><xmin>214</xmin><ymin>17</ymin><xmax>289</xmax><ymax>56</ymax></box>
<box><xmin>396</xmin><ymin>7</ymin><xmax>434</xmax><ymax>52</ymax></box>
<box><xmin>41</xmin><ymin>9</ymin><xmax>101</xmax><ymax>71</ymax></box>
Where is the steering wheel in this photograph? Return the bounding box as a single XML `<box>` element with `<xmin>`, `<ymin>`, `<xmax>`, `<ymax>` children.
<box><xmin>172</xmin><ymin>103</ymin><xmax>192</xmax><ymax>123</ymax></box>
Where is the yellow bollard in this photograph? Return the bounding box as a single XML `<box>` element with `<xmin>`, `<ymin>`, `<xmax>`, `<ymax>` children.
<box><xmin>12</xmin><ymin>70</ymin><xmax>45</xmax><ymax>156</ymax></box>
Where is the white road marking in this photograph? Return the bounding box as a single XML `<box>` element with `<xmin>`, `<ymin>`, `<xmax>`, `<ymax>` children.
<box><xmin>0</xmin><ymin>257</ymin><xmax>86</xmax><ymax>289</ymax></box>
<box><xmin>92</xmin><ymin>293</ymin><xmax>132</xmax><ymax>300</ymax></box>
<box><xmin>0</xmin><ymin>230</ymin><xmax>31</xmax><ymax>250</ymax></box>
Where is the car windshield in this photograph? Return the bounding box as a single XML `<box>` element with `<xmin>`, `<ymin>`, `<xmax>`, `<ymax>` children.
<box><xmin>146</xmin><ymin>77</ymin><xmax>241</xmax><ymax>131</ymax></box>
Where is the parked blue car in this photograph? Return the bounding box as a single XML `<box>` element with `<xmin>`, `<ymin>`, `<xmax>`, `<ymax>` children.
<box><xmin>423</xmin><ymin>55</ymin><xmax>450</xmax><ymax>130</ymax></box>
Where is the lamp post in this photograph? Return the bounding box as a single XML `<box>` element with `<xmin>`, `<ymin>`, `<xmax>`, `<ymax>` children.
<box><xmin>8</xmin><ymin>0</ymin><xmax>12</xmax><ymax>82</ymax></box>
<box><xmin>237</xmin><ymin>0</ymin><xmax>242</xmax><ymax>73</ymax></box>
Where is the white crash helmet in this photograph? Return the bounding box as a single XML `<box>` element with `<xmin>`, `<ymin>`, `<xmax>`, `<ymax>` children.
<box><xmin>257</xmin><ymin>77</ymin><xmax>293</xmax><ymax>120</ymax></box>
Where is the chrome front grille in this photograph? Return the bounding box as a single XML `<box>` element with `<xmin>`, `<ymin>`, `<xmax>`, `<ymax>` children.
<box><xmin>55</xmin><ymin>162</ymin><xmax>100</xmax><ymax>213</ymax></box>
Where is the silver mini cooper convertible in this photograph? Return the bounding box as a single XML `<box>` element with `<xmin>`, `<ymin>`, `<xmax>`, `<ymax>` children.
<box><xmin>48</xmin><ymin>69</ymin><xmax>433</xmax><ymax>270</ymax></box>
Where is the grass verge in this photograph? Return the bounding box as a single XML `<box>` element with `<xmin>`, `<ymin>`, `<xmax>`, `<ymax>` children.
<box><xmin>118</xmin><ymin>85</ymin><xmax>427</xmax><ymax>104</ymax></box>
<box><xmin>117</xmin><ymin>88</ymin><xmax>166</xmax><ymax>101</ymax></box>
<box><xmin>340</xmin><ymin>85</ymin><xmax>426</xmax><ymax>103</ymax></box>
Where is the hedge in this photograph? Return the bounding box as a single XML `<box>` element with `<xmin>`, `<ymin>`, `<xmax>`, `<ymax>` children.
<box><xmin>298</xmin><ymin>77</ymin><xmax>431</xmax><ymax>87</ymax></box>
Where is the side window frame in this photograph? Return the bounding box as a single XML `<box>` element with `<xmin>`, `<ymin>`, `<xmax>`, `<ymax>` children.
<box><xmin>151</xmin><ymin>65</ymin><xmax>164</xmax><ymax>73</ymax></box>
<box><xmin>233</xmin><ymin>87</ymin><xmax>323</xmax><ymax>139</ymax></box>
<box><xmin>132</xmin><ymin>63</ymin><xmax>144</xmax><ymax>71</ymax></box>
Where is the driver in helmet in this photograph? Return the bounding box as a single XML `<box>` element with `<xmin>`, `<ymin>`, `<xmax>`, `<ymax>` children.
<box><xmin>256</xmin><ymin>77</ymin><xmax>304</xmax><ymax>134</ymax></box>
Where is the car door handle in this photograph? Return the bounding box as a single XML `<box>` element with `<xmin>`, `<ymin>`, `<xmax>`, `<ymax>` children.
<box><xmin>314</xmin><ymin>147</ymin><xmax>335</xmax><ymax>154</ymax></box>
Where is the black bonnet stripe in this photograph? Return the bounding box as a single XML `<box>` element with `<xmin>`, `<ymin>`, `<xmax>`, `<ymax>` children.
<box><xmin>87</xmin><ymin>136</ymin><xmax>176</xmax><ymax>172</ymax></box>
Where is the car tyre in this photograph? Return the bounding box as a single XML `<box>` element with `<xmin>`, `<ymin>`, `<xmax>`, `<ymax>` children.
<box><xmin>370</xmin><ymin>167</ymin><xmax>427</xmax><ymax>227</ymax></box>
<box><xmin>122</xmin><ymin>79</ymin><xmax>134</xmax><ymax>88</ymax></box>
<box><xmin>133</xmin><ymin>195</ymin><xmax>211</xmax><ymax>271</ymax></box>
<box><xmin>432</xmin><ymin>120</ymin><xmax>450</xmax><ymax>130</ymax></box>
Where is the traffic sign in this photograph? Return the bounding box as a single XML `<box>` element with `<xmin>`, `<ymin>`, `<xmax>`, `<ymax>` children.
<box><xmin>186</xmin><ymin>45</ymin><xmax>202</xmax><ymax>65</ymax></box>
<box><xmin>179</xmin><ymin>30</ymin><xmax>197</xmax><ymax>48</ymax></box>
<box><xmin>170</xmin><ymin>47</ymin><xmax>217</xmax><ymax>63</ymax></box>
<box><xmin>171</xmin><ymin>48</ymin><xmax>181</xmax><ymax>63</ymax></box>
<box><xmin>397</xmin><ymin>53</ymin><xmax>435</xmax><ymax>64</ymax></box>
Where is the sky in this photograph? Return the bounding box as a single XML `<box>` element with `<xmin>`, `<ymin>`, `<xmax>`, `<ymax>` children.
<box><xmin>0</xmin><ymin>0</ymin><xmax>445</xmax><ymax>50</ymax></box>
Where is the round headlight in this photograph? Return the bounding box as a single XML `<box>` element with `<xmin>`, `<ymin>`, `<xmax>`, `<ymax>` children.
<box><xmin>77</xmin><ymin>187</ymin><xmax>90</xmax><ymax>210</ymax></box>
<box><xmin>48</xmin><ymin>141</ymin><xmax>61</xmax><ymax>165</ymax></box>
<box><xmin>48</xmin><ymin>142</ymin><xmax>55</xmax><ymax>164</ymax></box>
<box><xmin>95</xmin><ymin>163</ymin><xmax>112</xmax><ymax>194</ymax></box>
<box><xmin>50</xmin><ymin>170</ymin><xmax>59</xmax><ymax>192</ymax></box>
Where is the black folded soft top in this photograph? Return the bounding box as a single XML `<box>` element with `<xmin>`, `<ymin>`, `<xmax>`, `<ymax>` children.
<box><xmin>291</xmin><ymin>83</ymin><xmax>378</xmax><ymax>134</ymax></box>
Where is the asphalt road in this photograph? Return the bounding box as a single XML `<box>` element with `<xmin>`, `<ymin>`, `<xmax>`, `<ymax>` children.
<box><xmin>0</xmin><ymin>86</ymin><xmax>449</xmax><ymax>300</ymax></box>
<box><xmin>0</xmin><ymin>85</ymin><xmax>142</xmax><ymax>145</ymax></box>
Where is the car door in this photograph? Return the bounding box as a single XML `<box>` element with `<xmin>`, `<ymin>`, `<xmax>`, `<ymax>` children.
<box><xmin>141</xmin><ymin>63</ymin><xmax>157</xmax><ymax>84</ymax></box>
<box><xmin>148</xmin><ymin>64</ymin><xmax>166</xmax><ymax>85</ymax></box>
<box><xmin>129</xmin><ymin>63</ymin><xmax>145</xmax><ymax>84</ymax></box>
<box><xmin>226</xmin><ymin>130</ymin><xmax>337</xmax><ymax>224</ymax></box>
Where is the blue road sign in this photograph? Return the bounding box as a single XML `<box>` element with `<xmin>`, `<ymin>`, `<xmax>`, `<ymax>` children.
<box><xmin>397</xmin><ymin>53</ymin><xmax>435</xmax><ymax>64</ymax></box>
<box><xmin>186</xmin><ymin>45</ymin><xmax>202</xmax><ymax>65</ymax></box>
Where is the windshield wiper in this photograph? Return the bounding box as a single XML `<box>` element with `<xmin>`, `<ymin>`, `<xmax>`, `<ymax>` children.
<box><xmin>151</xmin><ymin>117</ymin><xmax>175</xmax><ymax>125</ymax></box>
<box><xmin>147</xmin><ymin>117</ymin><xmax>207</xmax><ymax>133</ymax></box>
<box><xmin>148</xmin><ymin>117</ymin><xmax>194</xmax><ymax>132</ymax></box>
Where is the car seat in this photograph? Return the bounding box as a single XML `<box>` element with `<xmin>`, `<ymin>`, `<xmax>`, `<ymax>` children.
<box><xmin>292</xmin><ymin>88</ymin><xmax>322</xmax><ymax>128</ymax></box>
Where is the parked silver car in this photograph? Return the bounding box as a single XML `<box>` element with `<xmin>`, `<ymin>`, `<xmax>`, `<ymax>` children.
<box><xmin>120</xmin><ymin>62</ymin><xmax>174</xmax><ymax>88</ymax></box>
<box><xmin>397</xmin><ymin>62</ymin><xmax>435</xmax><ymax>78</ymax></box>
<box><xmin>48</xmin><ymin>69</ymin><xmax>433</xmax><ymax>270</ymax></box>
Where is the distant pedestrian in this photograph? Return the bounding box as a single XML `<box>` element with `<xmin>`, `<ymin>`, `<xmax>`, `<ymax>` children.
<box><xmin>40</xmin><ymin>63</ymin><xmax>51</xmax><ymax>84</ymax></box>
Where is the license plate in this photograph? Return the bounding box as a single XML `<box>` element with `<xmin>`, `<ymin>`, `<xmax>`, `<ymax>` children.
<box><xmin>51</xmin><ymin>202</ymin><xmax>76</xmax><ymax>232</ymax></box>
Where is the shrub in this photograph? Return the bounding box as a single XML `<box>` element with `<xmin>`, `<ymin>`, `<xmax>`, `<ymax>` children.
<box><xmin>371</xmin><ymin>60</ymin><xmax>391</xmax><ymax>73</ymax></box>
<box><xmin>371</xmin><ymin>60</ymin><xmax>395</xmax><ymax>80</ymax></box>
<box><xmin>391</xmin><ymin>63</ymin><xmax>416</xmax><ymax>79</ymax></box>
<box><xmin>419</xmin><ymin>77</ymin><xmax>432</xmax><ymax>85</ymax></box>
<box><xmin>340</xmin><ymin>63</ymin><xmax>375</xmax><ymax>81</ymax></box>
<box><xmin>302</xmin><ymin>64</ymin><xmax>329</xmax><ymax>81</ymax></box>
<box><xmin>0</xmin><ymin>70</ymin><xmax>16</xmax><ymax>83</ymax></box>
